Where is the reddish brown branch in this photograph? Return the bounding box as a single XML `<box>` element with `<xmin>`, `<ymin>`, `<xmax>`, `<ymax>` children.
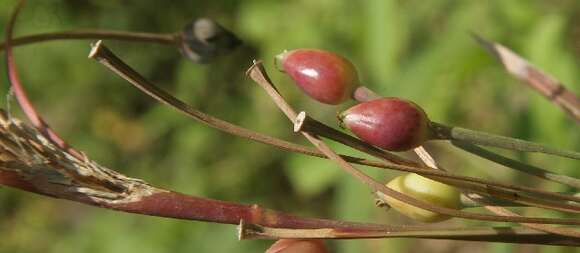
<box><xmin>110</xmin><ymin>191</ymin><xmax>384</xmax><ymax>230</ymax></box>
<box><xmin>0</xmin><ymin>109</ymin><xmax>389</xmax><ymax>231</ymax></box>
<box><xmin>5</xmin><ymin>109</ymin><xmax>572</xmax><ymax>244</ymax></box>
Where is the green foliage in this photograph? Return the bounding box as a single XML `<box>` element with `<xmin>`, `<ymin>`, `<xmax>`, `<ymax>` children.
<box><xmin>0</xmin><ymin>0</ymin><xmax>578</xmax><ymax>252</ymax></box>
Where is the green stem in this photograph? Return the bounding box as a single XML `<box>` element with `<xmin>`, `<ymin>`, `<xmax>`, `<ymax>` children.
<box><xmin>431</xmin><ymin>122</ymin><xmax>580</xmax><ymax>160</ymax></box>
<box><xmin>452</xmin><ymin>140</ymin><xmax>580</xmax><ymax>189</ymax></box>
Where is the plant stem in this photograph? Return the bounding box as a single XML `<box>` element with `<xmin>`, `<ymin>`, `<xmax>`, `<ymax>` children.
<box><xmin>87</xmin><ymin>40</ymin><xmax>403</xmax><ymax>170</ymax></box>
<box><xmin>247</xmin><ymin>60</ymin><xmax>580</xmax><ymax>225</ymax></box>
<box><xmin>351</xmin><ymin>86</ymin><xmax>580</xmax><ymax>214</ymax></box>
<box><xmin>238</xmin><ymin>221</ymin><xmax>580</xmax><ymax>246</ymax></box>
<box><xmin>452</xmin><ymin>140</ymin><xmax>580</xmax><ymax>189</ymax></box>
<box><xmin>413</xmin><ymin>144</ymin><xmax>580</xmax><ymax>238</ymax></box>
<box><xmin>294</xmin><ymin>111</ymin><xmax>580</xmax><ymax>209</ymax></box>
<box><xmin>0</xmin><ymin>30</ymin><xmax>177</xmax><ymax>51</ymax></box>
<box><xmin>430</xmin><ymin>122</ymin><xmax>580</xmax><ymax>160</ymax></box>
<box><xmin>4</xmin><ymin>0</ymin><xmax>83</xmax><ymax>160</ymax></box>
<box><xmin>353</xmin><ymin>85</ymin><xmax>580</xmax><ymax>188</ymax></box>
<box><xmin>374</xmin><ymin>191</ymin><xmax>524</xmax><ymax>209</ymax></box>
<box><xmin>354</xmin><ymin>86</ymin><xmax>579</xmax><ymax>215</ymax></box>
<box><xmin>0</xmin><ymin>108</ymin><xmax>399</xmax><ymax>232</ymax></box>
<box><xmin>352</xmin><ymin>84</ymin><xmax>579</xmax><ymax>160</ymax></box>
<box><xmin>87</xmin><ymin>37</ymin><xmax>580</xmax><ymax>217</ymax></box>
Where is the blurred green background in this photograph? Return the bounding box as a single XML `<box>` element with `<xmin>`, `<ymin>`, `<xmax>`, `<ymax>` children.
<box><xmin>0</xmin><ymin>0</ymin><xmax>579</xmax><ymax>252</ymax></box>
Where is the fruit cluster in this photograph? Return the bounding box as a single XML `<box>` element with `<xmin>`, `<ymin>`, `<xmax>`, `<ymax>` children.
<box><xmin>276</xmin><ymin>49</ymin><xmax>433</xmax><ymax>152</ymax></box>
<box><xmin>275</xmin><ymin>48</ymin><xmax>459</xmax><ymax>222</ymax></box>
<box><xmin>275</xmin><ymin>47</ymin><xmax>580</xmax><ymax>223</ymax></box>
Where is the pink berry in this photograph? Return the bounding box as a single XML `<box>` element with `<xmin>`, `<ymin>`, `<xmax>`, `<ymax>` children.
<box><xmin>266</xmin><ymin>239</ymin><xmax>329</xmax><ymax>253</ymax></box>
<box><xmin>339</xmin><ymin>97</ymin><xmax>431</xmax><ymax>151</ymax></box>
<box><xmin>275</xmin><ymin>49</ymin><xmax>359</xmax><ymax>105</ymax></box>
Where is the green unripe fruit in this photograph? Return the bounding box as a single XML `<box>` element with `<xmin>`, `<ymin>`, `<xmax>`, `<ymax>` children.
<box><xmin>380</xmin><ymin>173</ymin><xmax>461</xmax><ymax>223</ymax></box>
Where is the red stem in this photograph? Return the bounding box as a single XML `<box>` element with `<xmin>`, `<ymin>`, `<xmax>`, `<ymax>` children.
<box><xmin>109</xmin><ymin>191</ymin><xmax>384</xmax><ymax>230</ymax></box>
<box><xmin>4</xmin><ymin>0</ymin><xmax>83</xmax><ymax>159</ymax></box>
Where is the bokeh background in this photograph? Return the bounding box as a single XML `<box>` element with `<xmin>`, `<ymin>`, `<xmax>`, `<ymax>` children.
<box><xmin>0</xmin><ymin>0</ymin><xmax>579</xmax><ymax>252</ymax></box>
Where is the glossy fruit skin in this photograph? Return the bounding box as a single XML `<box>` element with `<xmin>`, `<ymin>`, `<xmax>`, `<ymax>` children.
<box><xmin>339</xmin><ymin>97</ymin><xmax>431</xmax><ymax>151</ymax></box>
<box><xmin>266</xmin><ymin>239</ymin><xmax>329</xmax><ymax>253</ymax></box>
<box><xmin>382</xmin><ymin>173</ymin><xmax>461</xmax><ymax>223</ymax></box>
<box><xmin>276</xmin><ymin>49</ymin><xmax>359</xmax><ymax>105</ymax></box>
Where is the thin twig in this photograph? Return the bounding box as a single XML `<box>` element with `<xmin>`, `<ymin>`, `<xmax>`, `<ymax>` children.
<box><xmin>346</xmin><ymin>85</ymin><xmax>580</xmax><ymax>210</ymax></box>
<box><xmin>88</xmin><ymin>42</ymin><xmax>580</xmax><ymax>211</ymax></box>
<box><xmin>352</xmin><ymin>85</ymin><xmax>579</xmax><ymax>186</ymax></box>
<box><xmin>413</xmin><ymin>145</ymin><xmax>580</xmax><ymax>238</ymax></box>
<box><xmin>238</xmin><ymin>221</ymin><xmax>580</xmax><ymax>246</ymax></box>
<box><xmin>0</xmin><ymin>2</ymin><xmax>420</xmax><ymax>236</ymax></box>
<box><xmin>431</xmin><ymin>122</ymin><xmax>580</xmax><ymax>160</ymax></box>
<box><xmin>471</xmin><ymin>33</ymin><xmax>580</xmax><ymax>122</ymax></box>
<box><xmin>0</xmin><ymin>30</ymin><xmax>177</xmax><ymax>51</ymax></box>
<box><xmin>294</xmin><ymin>111</ymin><xmax>580</xmax><ymax>209</ymax></box>
<box><xmin>452</xmin><ymin>140</ymin><xmax>580</xmax><ymax>189</ymax></box>
<box><xmin>0</xmin><ymin>108</ymin><xmax>401</xmax><ymax>232</ymax></box>
<box><xmin>87</xmin><ymin>40</ymin><xmax>401</xmax><ymax>170</ymax></box>
<box><xmin>247</xmin><ymin>60</ymin><xmax>580</xmax><ymax>225</ymax></box>
<box><xmin>458</xmin><ymin>193</ymin><xmax>520</xmax><ymax>208</ymax></box>
<box><xmin>4</xmin><ymin>0</ymin><xmax>82</xmax><ymax>159</ymax></box>
<box><xmin>92</xmin><ymin>41</ymin><xmax>580</xmax><ymax>223</ymax></box>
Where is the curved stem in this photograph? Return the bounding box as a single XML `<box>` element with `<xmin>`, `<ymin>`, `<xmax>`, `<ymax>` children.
<box><xmin>431</xmin><ymin>122</ymin><xmax>580</xmax><ymax>160</ymax></box>
<box><xmin>0</xmin><ymin>30</ymin><xmax>178</xmax><ymax>51</ymax></box>
<box><xmin>4</xmin><ymin>0</ymin><xmax>83</xmax><ymax>159</ymax></box>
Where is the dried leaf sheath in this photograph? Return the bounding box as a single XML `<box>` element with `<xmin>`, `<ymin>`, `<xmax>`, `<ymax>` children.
<box><xmin>0</xmin><ymin>109</ymin><xmax>162</xmax><ymax>204</ymax></box>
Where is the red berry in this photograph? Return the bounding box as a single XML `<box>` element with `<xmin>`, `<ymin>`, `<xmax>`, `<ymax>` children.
<box><xmin>339</xmin><ymin>97</ymin><xmax>431</xmax><ymax>151</ymax></box>
<box><xmin>275</xmin><ymin>49</ymin><xmax>359</xmax><ymax>105</ymax></box>
<box><xmin>266</xmin><ymin>239</ymin><xmax>329</xmax><ymax>253</ymax></box>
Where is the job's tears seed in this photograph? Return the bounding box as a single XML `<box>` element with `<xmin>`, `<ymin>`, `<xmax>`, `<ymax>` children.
<box><xmin>275</xmin><ymin>49</ymin><xmax>359</xmax><ymax>105</ymax></box>
<box><xmin>339</xmin><ymin>97</ymin><xmax>431</xmax><ymax>151</ymax></box>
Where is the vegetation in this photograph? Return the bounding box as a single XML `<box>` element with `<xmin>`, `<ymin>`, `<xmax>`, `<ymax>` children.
<box><xmin>0</xmin><ymin>1</ymin><xmax>578</xmax><ymax>252</ymax></box>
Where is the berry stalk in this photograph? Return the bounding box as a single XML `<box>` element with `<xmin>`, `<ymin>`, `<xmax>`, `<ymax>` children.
<box><xmin>430</xmin><ymin>122</ymin><xmax>580</xmax><ymax>160</ymax></box>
